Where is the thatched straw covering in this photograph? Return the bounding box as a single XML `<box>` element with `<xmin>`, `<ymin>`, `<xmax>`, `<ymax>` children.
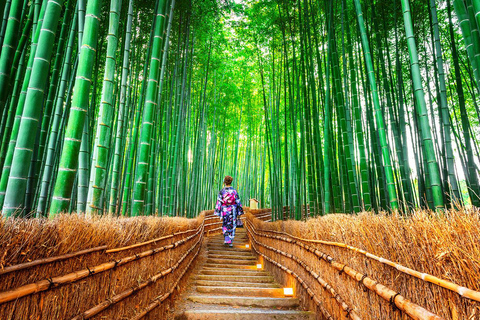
<box><xmin>245</xmin><ymin>208</ymin><xmax>480</xmax><ymax>320</ymax></box>
<box><xmin>0</xmin><ymin>211</ymin><xmax>206</xmax><ymax>319</ymax></box>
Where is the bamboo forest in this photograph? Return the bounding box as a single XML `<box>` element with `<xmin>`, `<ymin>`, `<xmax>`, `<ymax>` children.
<box><xmin>1</xmin><ymin>0</ymin><xmax>480</xmax><ymax>319</ymax></box>
<box><xmin>0</xmin><ymin>0</ymin><xmax>480</xmax><ymax>220</ymax></box>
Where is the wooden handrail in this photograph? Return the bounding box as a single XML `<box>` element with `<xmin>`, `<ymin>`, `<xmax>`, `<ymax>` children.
<box><xmin>252</xmin><ymin>221</ymin><xmax>480</xmax><ymax>303</ymax></box>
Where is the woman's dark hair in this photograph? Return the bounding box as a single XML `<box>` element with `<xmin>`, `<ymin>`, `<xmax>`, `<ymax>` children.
<box><xmin>224</xmin><ymin>175</ymin><xmax>233</xmax><ymax>185</ymax></box>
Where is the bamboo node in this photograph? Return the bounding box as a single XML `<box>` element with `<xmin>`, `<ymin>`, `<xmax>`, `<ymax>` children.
<box><xmin>458</xmin><ymin>286</ymin><xmax>467</xmax><ymax>296</ymax></box>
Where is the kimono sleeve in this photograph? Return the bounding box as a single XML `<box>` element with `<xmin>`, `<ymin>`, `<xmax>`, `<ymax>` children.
<box><xmin>214</xmin><ymin>191</ymin><xmax>223</xmax><ymax>216</ymax></box>
<box><xmin>235</xmin><ymin>191</ymin><xmax>244</xmax><ymax>215</ymax></box>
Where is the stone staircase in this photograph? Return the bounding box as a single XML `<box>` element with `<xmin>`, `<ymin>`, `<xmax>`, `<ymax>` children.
<box><xmin>176</xmin><ymin>228</ymin><xmax>314</xmax><ymax>319</ymax></box>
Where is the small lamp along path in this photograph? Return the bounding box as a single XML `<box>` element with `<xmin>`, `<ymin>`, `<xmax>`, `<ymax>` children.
<box><xmin>174</xmin><ymin>228</ymin><xmax>314</xmax><ymax>319</ymax></box>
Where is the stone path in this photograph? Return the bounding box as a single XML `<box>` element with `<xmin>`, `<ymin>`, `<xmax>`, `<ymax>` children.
<box><xmin>175</xmin><ymin>228</ymin><xmax>314</xmax><ymax>319</ymax></box>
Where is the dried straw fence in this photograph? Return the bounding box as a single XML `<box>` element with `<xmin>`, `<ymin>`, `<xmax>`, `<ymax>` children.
<box><xmin>0</xmin><ymin>211</ymin><xmax>219</xmax><ymax>319</ymax></box>
<box><xmin>245</xmin><ymin>208</ymin><xmax>480</xmax><ymax>320</ymax></box>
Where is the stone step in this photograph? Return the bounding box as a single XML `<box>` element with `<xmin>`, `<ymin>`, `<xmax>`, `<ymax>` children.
<box><xmin>209</xmin><ymin>238</ymin><xmax>249</xmax><ymax>243</ymax></box>
<box><xmin>206</xmin><ymin>249</ymin><xmax>254</xmax><ymax>256</ymax></box>
<box><xmin>195</xmin><ymin>280</ymin><xmax>281</xmax><ymax>288</ymax></box>
<box><xmin>206</xmin><ymin>257</ymin><xmax>256</xmax><ymax>265</ymax></box>
<box><xmin>210</xmin><ymin>235</ymin><xmax>249</xmax><ymax>239</ymax></box>
<box><xmin>206</xmin><ymin>253</ymin><xmax>256</xmax><ymax>260</ymax></box>
<box><xmin>196</xmin><ymin>286</ymin><xmax>285</xmax><ymax>297</ymax></box>
<box><xmin>195</xmin><ymin>274</ymin><xmax>274</xmax><ymax>283</ymax></box>
<box><xmin>206</xmin><ymin>248</ymin><xmax>251</xmax><ymax>253</ymax></box>
<box><xmin>187</xmin><ymin>295</ymin><xmax>300</xmax><ymax>308</ymax></box>
<box><xmin>179</xmin><ymin>309</ymin><xmax>315</xmax><ymax>320</ymax></box>
<box><xmin>206</xmin><ymin>245</ymin><xmax>251</xmax><ymax>251</ymax></box>
<box><xmin>203</xmin><ymin>263</ymin><xmax>255</xmax><ymax>269</ymax></box>
<box><xmin>199</xmin><ymin>268</ymin><xmax>268</xmax><ymax>276</ymax></box>
<box><xmin>207</xmin><ymin>241</ymin><xmax>249</xmax><ymax>246</ymax></box>
<box><xmin>212</xmin><ymin>233</ymin><xmax>248</xmax><ymax>237</ymax></box>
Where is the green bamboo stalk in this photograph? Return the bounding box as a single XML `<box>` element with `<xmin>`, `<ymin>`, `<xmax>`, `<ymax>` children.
<box><xmin>345</xmin><ymin>0</ymin><xmax>371</xmax><ymax>211</ymax></box>
<box><xmin>50</xmin><ymin>0</ymin><xmax>103</xmax><ymax>216</ymax></box>
<box><xmin>86</xmin><ymin>0</ymin><xmax>123</xmax><ymax>214</ymax></box>
<box><xmin>400</xmin><ymin>0</ymin><xmax>444</xmax><ymax>210</ymax></box>
<box><xmin>131</xmin><ymin>0</ymin><xmax>167</xmax><ymax>215</ymax></box>
<box><xmin>109</xmin><ymin>0</ymin><xmax>133</xmax><ymax>215</ymax></box>
<box><xmin>0</xmin><ymin>0</ymin><xmax>22</xmax><ymax>115</ymax></box>
<box><xmin>353</xmin><ymin>0</ymin><xmax>398</xmax><ymax>211</ymax></box>
<box><xmin>2</xmin><ymin>0</ymin><xmax>64</xmax><ymax>216</ymax></box>
<box><xmin>36</xmin><ymin>8</ymin><xmax>78</xmax><ymax>216</ymax></box>
<box><xmin>323</xmin><ymin>0</ymin><xmax>333</xmax><ymax>214</ymax></box>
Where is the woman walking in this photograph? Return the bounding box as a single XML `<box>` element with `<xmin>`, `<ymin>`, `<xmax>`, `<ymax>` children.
<box><xmin>214</xmin><ymin>175</ymin><xmax>244</xmax><ymax>247</ymax></box>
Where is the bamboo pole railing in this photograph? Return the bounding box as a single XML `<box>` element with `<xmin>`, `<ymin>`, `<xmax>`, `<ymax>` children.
<box><xmin>247</xmin><ymin>221</ymin><xmax>361</xmax><ymax>320</ymax></box>
<box><xmin>250</xmin><ymin>241</ymin><xmax>336</xmax><ymax>320</ymax></box>
<box><xmin>129</xmin><ymin>234</ymin><xmax>203</xmax><ymax>320</ymax></box>
<box><xmin>245</xmin><ymin>220</ymin><xmax>361</xmax><ymax>320</ymax></box>
<box><xmin>260</xmin><ymin>224</ymin><xmax>480</xmax><ymax>303</ymax></box>
<box><xmin>255</xmin><ymin>214</ymin><xmax>271</xmax><ymax>221</ymax></box>
<box><xmin>246</xmin><ymin>216</ymin><xmax>445</xmax><ymax>320</ymax></box>
<box><xmin>0</xmin><ymin>225</ymin><xmax>202</xmax><ymax>275</ymax></box>
<box><xmin>204</xmin><ymin>221</ymin><xmax>221</xmax><ymax>228</ymax></box>
<box><xmin>0</xmin><ymin>245</ymin><xmax>108</xmax><ymax>275</ymax></box>
<box><xmin>204</xmin><ymin>211</ymin><xmax>222</xmax><ymax>234</ymax></box>
<box><xmin>204</xmin><ymin>216</ymin><xmax>218</xmax><ymax>222</ymax></box>
<box><xmin>0</xmin><ymin>225</ymin><xmax>204</xmax><ymax>304</ymax></box>
<box><xmin>72</xmin><ymin>226</ymin><xmax>204</xmax><ymax>319</ymax></box>
<box><xmin>105</xmin><ymin>224</ymin><xmax>202</xmax><ymax>253</ymax></box>
<box><xmin>206</xmin><ymin>226</ymin><xmax>222</xmax><ymax>234</ymax></box>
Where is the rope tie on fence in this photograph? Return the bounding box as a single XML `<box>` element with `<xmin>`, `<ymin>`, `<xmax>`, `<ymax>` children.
<box><xmin>86</xmin><ymin>266</ymin><xmax>95</xmax><ymax>276</ymax></box>
<box><xmin>345</xmin><ymin>306</ymin><xmax>352</xmax><ymax>317</ymax></box>
<box><xmin>359</xmin><ymin>274</ymin><xmax>368</xmax><ymax>292</ymax></box>
<box><xmin>390</xmin><ymin>292</ymin><xmax>401</xmax><ymax>311</ymax></box>
<box><xmin>47</xmin><ymin>277</ymin><xmax>55</xmax><ymax>289</ymax></box>
<box><xmin>339</xmin><ymin>264</ymin><xmax>347</xmax><ymax>275</ymax></box>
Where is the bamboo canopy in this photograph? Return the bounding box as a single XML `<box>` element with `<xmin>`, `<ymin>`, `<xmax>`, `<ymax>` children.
<box><xmin>0</xmin><ymin>0</ymin><xmax>478</xmax><ymax>218</ymax></box>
